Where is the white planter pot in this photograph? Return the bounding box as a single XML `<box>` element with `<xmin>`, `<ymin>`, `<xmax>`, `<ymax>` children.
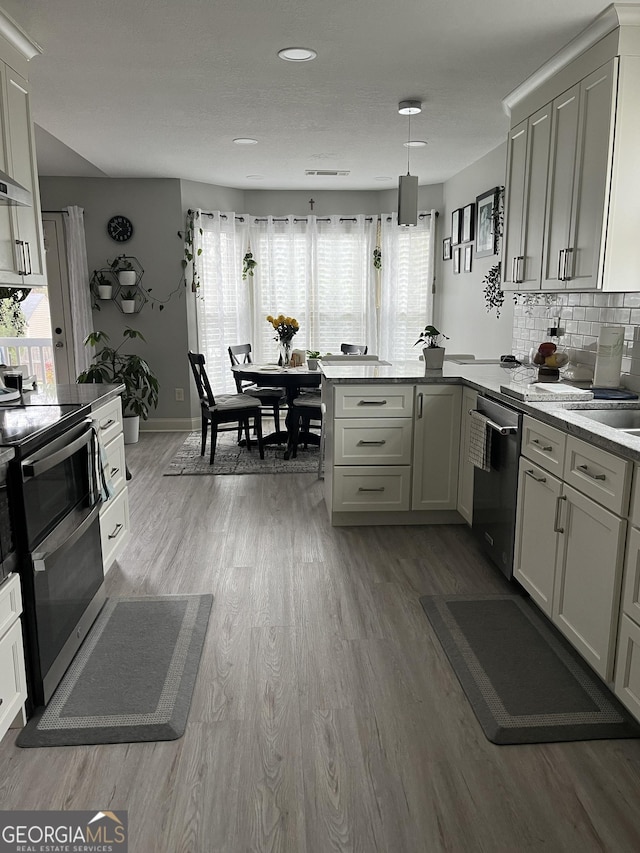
<box><xmin>307</xmin><ymin>358</ymin><xmax>318</xmax><ymax>371</ymax></box>
<box><xmin>121</xmin><ymin>299</ymin><xmax>136</xmax><ymax>314</ymax></box>
<box><xmin>118</xmin><ymin>270</ymin><xmax>137</xmax><ymax>287</ymax></box>
<box><xmin>423</xmin><ymin>346</ymin><xmax>445</xmax><ymax>370</ymax></box>
<box><xmin>123</xmin><ymin>414</ymin><xmax>140</xmax><ymax>444</ymax></box>
<box><xmin>98</xmin><ymin>284</ymin><xmax>113</xmax><ymax>299</ymax></box>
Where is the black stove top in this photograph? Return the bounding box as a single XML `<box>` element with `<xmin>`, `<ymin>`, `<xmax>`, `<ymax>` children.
<box><xmin>0</xmin><ymin>404</ymin><xmax>85</xmax><ymax>453</ymax></box>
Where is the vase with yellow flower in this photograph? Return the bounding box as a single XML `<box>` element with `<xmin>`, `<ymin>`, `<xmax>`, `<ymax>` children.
<box><xmin>267</xmin><ymin>314</ymin><xmax>300</xmax><ymax>367</ymax></box>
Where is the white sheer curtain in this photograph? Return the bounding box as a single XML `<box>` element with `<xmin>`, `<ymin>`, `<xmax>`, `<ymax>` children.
<box><xmin>62</xmin><ymin>206</ymin><xmax>92</xmax><ymax>375</ymax></box>
<box><xmin>194</xmin><ymin>211</ymin><xmax>251</xmax><ymax>393</ymax></box>
<box><xmin>379</xmin><ymin>211</ymin><xmax>434</xmax><ymax>363</ymax></box>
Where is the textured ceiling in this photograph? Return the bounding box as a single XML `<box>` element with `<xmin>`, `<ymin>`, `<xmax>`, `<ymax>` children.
<box><xmin>5</xmin><ymin>0</ymin><xmax>609</xmax><ymax>190</ymax></box>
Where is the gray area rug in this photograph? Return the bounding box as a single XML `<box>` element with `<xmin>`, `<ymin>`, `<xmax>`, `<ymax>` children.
<box><xmin>17</xmin><ymin>594</ymin><xmax>213</xmax><ymax>748</ymax></box>
<box><xmin>421</xmin><ymin>593</ymin><xmax>640</xmax><ymax>745</ymax></box>
<box><xmin>164</xmin><ymin>430</ymin><xmax>319</xmax><ymax>475</ymax></box>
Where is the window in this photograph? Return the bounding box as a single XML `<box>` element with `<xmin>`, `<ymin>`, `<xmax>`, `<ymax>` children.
<box><xmin>195</xmin><ymin>211</ymin><xmax>433</xmax><ymax>394</ymax></box>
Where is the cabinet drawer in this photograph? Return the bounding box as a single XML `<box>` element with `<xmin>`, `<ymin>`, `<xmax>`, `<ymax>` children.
<box><xmin>622</xmin><ymin>526</ymin><xmax>640</xmax><ymax>627</ymax></box>
<box><xmin>0</xmin><ymin>573</ymin><xmax>22</xmax><ymax>638</ymax></box>
<box><xmin>563</xmin><ymin>436</ymin><xmax>631</xmax><ymax>515</ymax></box>
<box><xmin>335</xmin><ymin>385</ymin><xmax>413</xmax><ymax>418</ymax></box>
<box><xmin>614</xmin><ymin>614</ymin><xmax>640</xmax><ymax>723</ymax></box>
<box><xmin>100</xmin><ymin>487</ymin><xmax>130</xmax><ymax>571</ymax></box>
<box><xmin>92</xmin><ymin>396</ymin><xmax>123</xmax><ymax>446</ymax></box>
<box><xmin>333</xmin><ymin>466</ymin><xmax>411</xmax><ymax>511</ymax></box>
<box><xmin>0</xmin><ymin>618</ymin><xmax>27</xmax><ymax>743</ymax></box>
<box><xmin>522</xmin><ymin>416</ymin><xmax>566</xmax><ymax>475</ymax></box>
<box><xmin>102</xmin><ymin>432</ymin><xmax>126</xmax><ymax>498</ymax></box>
<box><xmin>334</xmin><ymin>418</ymin><xmax>413</xmax><ymax>465</ymax></box>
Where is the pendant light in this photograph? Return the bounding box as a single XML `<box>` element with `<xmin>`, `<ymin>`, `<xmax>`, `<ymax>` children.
<box><xmin>397</xmin><ymin>100</ymin><xmax>421</xmax><ymax>227</ymax></box>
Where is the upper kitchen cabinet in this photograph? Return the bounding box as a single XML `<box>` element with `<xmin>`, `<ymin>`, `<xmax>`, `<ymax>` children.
<box><xmin>502</xmin><ymin>5</ymin><xmax>640</xmax><ymax>292</ymax></box>
<box><xmin>0</xmin><ymin>12</ymin><xmax>45</xmax><ymax>287</ymax></box>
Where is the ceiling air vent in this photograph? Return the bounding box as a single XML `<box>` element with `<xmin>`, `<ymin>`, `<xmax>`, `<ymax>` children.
<box><xmin>305</xmin><ymin>170</ymin><xmax>350</xmax><ymax>177</ymax></box>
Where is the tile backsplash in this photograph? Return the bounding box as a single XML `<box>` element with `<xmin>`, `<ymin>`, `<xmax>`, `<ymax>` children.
<box><xmin>511</xmin><ymin>292</ymin><xmax>640</xmax><ymax>391</ymax></box>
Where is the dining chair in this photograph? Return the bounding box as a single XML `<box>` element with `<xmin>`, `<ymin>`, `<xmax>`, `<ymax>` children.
<box><xmin>340</xmin><ymin>343</ymin><xmax>368</xmax><ymax>355</ymax></box>
<box><xmin>187</xmin><ymin>351</ymin><xmax>264</xmax><ymax>464</ymax></box>
<box><xmin>287</xmin><ymin>395</ymin><xmax>323</xmax><ymax>475</ymax></box>
<box><xmin>228</xmin><ymin>344</ymin><xmax>287</xmax><ymax>438</ymax></box>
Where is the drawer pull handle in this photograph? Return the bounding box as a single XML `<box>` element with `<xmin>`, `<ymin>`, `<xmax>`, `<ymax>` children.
<box><xmin>100</xmin><ymin>419</ymin><xmax>116</xmax><ymax>430</ymax></box>
<box><xmin>108</xmin><ymin>522</ymin><xmax>123</xmax><ymax>540</ymax></box>
<box><xmin>357</xmin><ymin>440</ymin><xmax>386</xmax><ymax>446</ymax></box>
<box><xmin>110</xmin><ymin>466</ymin><xmax>120</xmax><ymax>477</ymax></box>
<box><xmin>525</xmin><ymin>469</ymin><xmax>547</xmax><ymax>483</ymax></box>
<box><xmin>357</xmin><ymin>400</ymin><xmax>387</xmax><ymax>406</ymax></box>
<box><xmin>358</xmin><ymin>487</ymin><xmax>385</xmax><ymax>492</ymax></box>
<box><xmin>531</xmin><ymin>439</ymin><xmax>553</xmax><ymax>451</ymax></box>
<box><xmin>577</xmin><ymin>464</ymin><xmax>606</xmax><ymax>481</ymax></box>
<box><xmin>554</xmin><ymin>495</ymin><xmax>566</xmax><ymax>533</ymax></box>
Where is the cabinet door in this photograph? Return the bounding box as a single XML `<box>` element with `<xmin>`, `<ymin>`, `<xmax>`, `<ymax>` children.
<box><xmin>568</xmin><ymin>60</ymin><xmax>616</xmax><ymax>289</ymax></box>
<box><xmin>552</xmin><ymin>484</ymin><xmax>626</xmax><ymax>680</ymax></box>
<box><xmin>521</xmin><ymin>105</ymin><xmax>552</xmax><ymax>288</ymax></box>
<box><xmin>542</xmin><ymin>84</ymin><xmax>580</xmax><ymax>290</ymax></box>
<box><xmin>456</xmin><ymin>386</ymin><xmax>477</xmax><ymax>524</ymax></box>
<box><xmin>5</xmin><ymin>67</ymin><xmax>45</xmax><ymax>284</ymax></box>
<box><xmin>502</xmin><ymin>120</ymin><xmax>527</xmax><ymax>291</ymax></box>
<box><xmin>514</xmin><ymin>457</ymin><xmax>561</xmax><ymax>618</ymax></box>
<box><xmin>0</xmin><ymin>64</ymin><xmax>21</xmax><ymax>285</ymax></box>
<box><xmin>412</xmin><ymin>385</ymin><xmax>461</xmax><ymax>511</ymax></box>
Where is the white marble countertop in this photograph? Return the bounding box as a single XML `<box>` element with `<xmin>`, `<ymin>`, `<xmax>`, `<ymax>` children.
<box><xmin>321</xmin><ymin>360</ymin><xmax>640</xmax><ymax>465</ymax></box>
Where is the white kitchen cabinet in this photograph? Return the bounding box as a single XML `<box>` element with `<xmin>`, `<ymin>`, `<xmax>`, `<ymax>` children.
<box><xmin>0</xmin><ymin>573</ymin><xmax>27</xmax><ymax>743</ymax></box>
<box><xmin>502</xmin><ymin>105</ymin><xmax>551</xmax><ymax>291</ymax></box>
<box><xmin>456</xmin><ymin>386</ymin><xmax>477</xmax><ymax>524</ymax></box>
<box><xmin>513</xmin><ymin>457</ymin><xmax>561</xmax><ymax>618</ymax></box>
<box><xmin>552</xmin><ymin>483</ymin><xmax>626</xmax><ymax>681</ymax></box>
<box><xmin>412</xmin><ymin>385</ymin><xmax>461</xmax><ymax>511</ymax></box>
<box><xmin>93</xmin><ymin>396</ymin><xmax>130</xmax><ymax>571</ymax></box>
<box><xmin>614</xmin><ymin>615</ymin><xmax>640</xmax><ymax>722</ymax></box>
<box><xmin>515</xmin><ymin>414</ymin><xmax>630</xmax><ymax>681</ymax></box>
<box><xmin>0</xmin><ymin>62</ymin><xmax>45</xmax><ymax>286</ymax></box>
<box><xmin>542</xmin><ymin>62</ymin><xmax>615</xmax><ymax>290</ymax></box>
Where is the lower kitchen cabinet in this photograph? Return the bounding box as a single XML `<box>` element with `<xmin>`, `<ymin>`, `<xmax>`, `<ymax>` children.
<box><xmin>457</xmin><ymin>387</ymin><xmax>477</xmax><ymax>524</ymax></box>
<box><xmin>93</xmin><ymin>396</ymin><xmax>130</xmax><ymax>571</ymax></box>
<box><xmin>412</xmin><ymin>385</ymin><xmax>461</xmax><ymax>511</ymax></box>
<box><xmin>0</xmin><ymin>573</ymin><xmax>27</xmax><ymax>743</ymax></box>
<box><xmin>552</xmin><ymin>484</ymin><xmax>626</xmax><ymax>681</ymax></box>
<box><xmin>514</xmin><ymin>457</ymin><xmax>561</xmax><ymax>617</ymax></box>
<box><xmin>615</xmin><ymin>615</ymin><xmax>640</xmax><ymax>721</ymax></box>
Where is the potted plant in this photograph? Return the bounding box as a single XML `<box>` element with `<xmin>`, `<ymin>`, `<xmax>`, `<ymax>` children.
<box><xmin>306</xmin><ymin>350</ymin><xmax>321</xmax><ymax>370</ymax></box>
<box><xmin>95</xmin><ymin>271</ymin><xmax>113</xmax><ymax>300</ymax></box>
<box><xmin>109</xmin><ymin>255</ymin><xmax>137</xmax><ymax>288</ymax></box>
<box><xmin>415</xmin><ymin>324</ymin><xmax>449</xmax><ymax>369</ymax></box>
<box><xmin>77</xmin><ymin>328</ymin><xmax>159</xmax><ymax>444</ymax></box>
<box><xmin>120</xmin><ymin>290</ymin><xmax>136</xmax><ymax>314</ymax></box>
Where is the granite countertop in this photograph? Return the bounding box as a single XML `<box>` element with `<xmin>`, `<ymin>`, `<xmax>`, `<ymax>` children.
<box><xmin>18</xmin><ymin>382</ymin><xmax>125</xmax><ymax>408</ymax></box>
<box><xmin>321</xmin><ymin>360</ymin><xmax>640</xmax><ymax>465</ymax></box>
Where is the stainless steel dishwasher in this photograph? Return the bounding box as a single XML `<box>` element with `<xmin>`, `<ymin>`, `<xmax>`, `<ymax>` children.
<box><xmin>470</xmin><ymin>395</ymin><xmax>522</xmax><ymax>579</ymax></box>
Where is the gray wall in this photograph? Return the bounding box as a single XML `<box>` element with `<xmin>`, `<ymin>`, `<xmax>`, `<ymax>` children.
<box><xmin>437</xmin><ymin>142</ymin><xmax>514</xmax><ymax>358</ymax></box>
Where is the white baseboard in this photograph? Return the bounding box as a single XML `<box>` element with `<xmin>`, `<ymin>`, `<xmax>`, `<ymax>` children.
<box><xmin>139</xmin><ymin>417</ymin><xmax>198</xmax><ymax>432</ymax></box>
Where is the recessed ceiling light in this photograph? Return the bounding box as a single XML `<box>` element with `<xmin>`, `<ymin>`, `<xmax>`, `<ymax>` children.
<box><xmin>404</xmin><ymin>140</ymin><xmax>427</xmax><ymax>148</ymax></box>
<box><xmin>278</xmin><ymin>47</ymin><xmax>317</xmax><ymax>62</ymax></box>
<box><xmin>398</xmin><ymin>100</ymin><xmax>422</xmax><ymax>115</ymax></box>
<box><xmin>233</xmin><ymin>138</ymin><xmax>258</xmax><ymax>145</ymax></box>
<box><xmin>374</xmin><ymin>176</ymin><xmax>393</xmax><ymax>181</ymax></box>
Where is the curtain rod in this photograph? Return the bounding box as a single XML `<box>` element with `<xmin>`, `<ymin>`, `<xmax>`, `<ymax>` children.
<box><xmin>188</xmin><ymin>209</ymin><xmax>435</xmax><ymax>223</ymax></box>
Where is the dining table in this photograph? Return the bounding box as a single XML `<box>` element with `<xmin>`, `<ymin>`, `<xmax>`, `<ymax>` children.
<box><xmin>231</xmin><ymin>363</ymin><xmax>322</xmax><ymax>457</ymax></box>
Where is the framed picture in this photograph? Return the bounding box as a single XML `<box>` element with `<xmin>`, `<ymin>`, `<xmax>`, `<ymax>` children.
<box><xmin>464</xmin><ymin>244</ymin><xmax>473</xmax><ymax>273</ymax></box>
<box><xmin>451</xmin><ymin>208</ymin><xmax>462</xmax><ymax>245</ymax></box>
<box><xmin>462</xmin><ymin>203</ymin><xmax>474</xmax><ymax>243</ymax></box>
<box><xmin>453</xmin><ymin>246</ymin><xmax>461</xmax><ymax>274</ymax></box>
<box><xmin>475</xmin><ymin>187</ymin><xmax>499</xmax><ymax>257</ymax></box>
<box><xmin>442</xmin><ymin>237</ymin><xmax>452</xmax><ymax>261</ymax></box>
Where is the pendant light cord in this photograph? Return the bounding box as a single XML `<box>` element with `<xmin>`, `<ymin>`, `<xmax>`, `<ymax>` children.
<box><xmin>406</xmin><ymin>112</ymin><xmax>411</xmax><ymax>175</ymax></box>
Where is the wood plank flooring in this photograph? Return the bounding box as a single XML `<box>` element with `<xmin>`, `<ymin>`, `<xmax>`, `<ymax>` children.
<box><xmin>2</xmin><ymin>431</ymin><xmax>640</xmax><ymax>852</ymax></box>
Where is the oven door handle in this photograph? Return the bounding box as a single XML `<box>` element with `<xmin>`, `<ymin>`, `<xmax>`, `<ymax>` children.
<box><xmin>32</xmin><ymin>504</ymin><xmax>101</xmax><ymax>573</ymax></box>
<box><xmin>21</xmin><ymin>425</ymin><xmax>93</xmax><ymax>480</ymax></box>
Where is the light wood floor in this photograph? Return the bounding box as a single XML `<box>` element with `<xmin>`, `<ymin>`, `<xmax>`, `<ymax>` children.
<box><xmin>2</xmin><ymin>432</ymin><xmax>640</xmax><ymax>852</ymax></box>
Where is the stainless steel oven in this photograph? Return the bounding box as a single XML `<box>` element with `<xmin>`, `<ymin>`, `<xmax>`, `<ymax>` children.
<box><xmin>11</xmin><ymin>416</ymin><xmax>105</xmax><ymax>708</ymax></box>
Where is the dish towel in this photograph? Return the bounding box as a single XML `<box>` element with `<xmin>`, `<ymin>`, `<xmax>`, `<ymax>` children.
<box><xmin>468</xmin><ymin>410</ymin><xmax>492</xmax><ymax>472</ymax></box>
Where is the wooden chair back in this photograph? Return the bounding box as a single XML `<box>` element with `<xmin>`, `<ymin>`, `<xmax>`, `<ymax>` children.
<box><xmin>188</xmin><ymin>351</ymin><xmax>215</xmax><ymax>407</ymax></box>
<box><xmin>340</xmin><ymin>343</ymin><xmax>368</xmax><ymax>355</ymax></box>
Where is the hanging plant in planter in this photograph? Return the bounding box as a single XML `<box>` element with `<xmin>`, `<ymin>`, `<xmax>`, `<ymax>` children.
<box><xmin>0</xmin><ymin>287</ymin><xmax>29</xmax><ymax>336</ymax></box>
<box><xmin>482</xmin><ymin>186</ymin><xmax>505</xmax><ymax>317</ymax></box>
<box><xmin>373</xmin><ymin>218</ymin><xmax>382</xmax><ymax>269</ymax></box>
<box><xmin>242</xmin><ymin>245</ymin><xmax>257</xmax><ymax>280</ymax></box>
<box><xmin>181</xmin><ymin>209</ymin><xmax>202</xmax><ymax>293</ymax></box>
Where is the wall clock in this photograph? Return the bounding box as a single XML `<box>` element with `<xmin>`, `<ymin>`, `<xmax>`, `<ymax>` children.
<box><xmin>107</xmin><ymin>215</ymin><xmax>134</xmax><ymax>242</ymax></box>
